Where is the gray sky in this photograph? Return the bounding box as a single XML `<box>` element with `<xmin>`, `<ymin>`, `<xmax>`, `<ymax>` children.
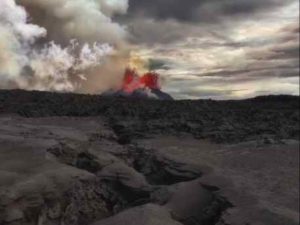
<box><xmin>121</xmin><ymin>0</ymin><xmax>299</xmax><ymax>99</ymax></box>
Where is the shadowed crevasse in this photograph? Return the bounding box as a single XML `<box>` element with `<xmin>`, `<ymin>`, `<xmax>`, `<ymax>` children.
<box><xmin>46</xmin><ymin>142</ymin><xmax>232</xmax><ymax>225</ymax></box>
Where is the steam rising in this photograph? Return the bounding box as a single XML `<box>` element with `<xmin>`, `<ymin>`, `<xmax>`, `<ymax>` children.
<box><xmin>29</xmin><ymin>41</ymin><xmax>113</xmax><ymax>91</ymax></box>
<box><xmin>0</xmin><ymin>0</ymin><xmax>128</xmax><ymax>92</ymax></box>
<box><xmin>19</xmin><ymin>0</ymin><xmax>128</xmax><ymax>46</ymax></box>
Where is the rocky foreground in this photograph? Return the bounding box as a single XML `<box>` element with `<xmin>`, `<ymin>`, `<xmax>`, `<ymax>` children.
<box><xmin>0</xmin><ymin>90</ymin><xmax>299</xmax><ymax>225</ymax></box>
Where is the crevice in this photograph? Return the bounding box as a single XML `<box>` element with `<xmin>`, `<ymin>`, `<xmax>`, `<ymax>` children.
<box><xmin>125</xmin><ymin>145</ymin><xmax>233</xmax><ymax>225</ymax></box>
<box><xmin>47</xmin><ymin>143</ymin><xmax>151</xmax><ymax>214</ymax></box>
<box><xmin>100</xmin><ymin>180</ymin><xmax>151</xmax><ymax>213</ymax></box>
<box><xmin>76</xmin><ymin>152</ymin><xmax>100</xmax><ymax>173</ymax></box>
<box><xmin>47</xmin><ymin>142</ymin><xmax>233</xmax><ymax>225</ymax></box>
<box><xmin>110</xmin><ymin>121</ymin><xmax>133</xmax><ymax>145</ymax></box>
<box><xmin>47</xmin><ymin>143</ymin><xmax>103</xmax><ymax>173</ymax></box>
<box><xmin>126</xmin><ymin>145</ymin><xmax>202</xmax><ymax>185</ymax></box>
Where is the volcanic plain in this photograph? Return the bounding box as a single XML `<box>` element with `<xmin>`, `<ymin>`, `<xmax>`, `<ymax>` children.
<box><xmin>0</xmin><ymin>90</ymin><xmax>299</xmax><ymax>225</ymax></box>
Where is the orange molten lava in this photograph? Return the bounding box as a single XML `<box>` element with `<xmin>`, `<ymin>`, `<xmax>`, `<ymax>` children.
<box><xmin>122</xmin><ymin>68</ymin><xmax>160</xmax><ymax>93</ymax></box>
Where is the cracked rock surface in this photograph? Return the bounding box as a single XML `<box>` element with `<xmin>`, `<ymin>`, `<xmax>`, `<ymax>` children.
<box><xmin>0</xmin><ymin>91</ymin><xmax>299</xmax><ymax>225</ymax></box>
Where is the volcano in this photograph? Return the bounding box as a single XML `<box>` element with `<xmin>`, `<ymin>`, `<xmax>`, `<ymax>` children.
<box><xmin>103</xmin><ymin>68</ymin><xmax>173</xmax><ymax>100</ymax></box>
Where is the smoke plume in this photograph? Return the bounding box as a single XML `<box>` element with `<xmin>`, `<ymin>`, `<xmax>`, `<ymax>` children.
<box><xmin>18</xmin><ymin>0</ymin><xmax>128</xmax><ymax>46</ymax></box>
<box><xmin>0</xmin><ymin>0</ymin><xmax>129</xmax><ymax>92</ymax></box>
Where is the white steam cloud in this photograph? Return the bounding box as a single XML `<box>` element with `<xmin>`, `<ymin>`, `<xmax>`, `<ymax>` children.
<box><xmin>0</xmin><ymin>0</ymin><xmax>46</xmax><ymax>86</ymax></box>
<box><xmin>19</xmin><ymin>0</ymin><xmax>129</xmax><ymax>45</ymax></box>
<box><xmin>0</xmin><ymin>0</ymin><xmax>129</xmax><ymax>92</ymax></box>
<box><xmin>29</xmin><ymin>41</ymin><xmax>113</xmax><ymax>91</ymax></box>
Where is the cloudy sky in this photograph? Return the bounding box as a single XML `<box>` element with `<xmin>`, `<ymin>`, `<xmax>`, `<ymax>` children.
<box><xmin>120</xmin><ymin>0</ymin><xmax>299</xmax><ymax>99</ymax></box>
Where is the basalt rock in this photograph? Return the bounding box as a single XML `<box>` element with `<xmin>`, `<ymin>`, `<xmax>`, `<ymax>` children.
<box><xmin>0</xmin><ymin>91</ymin><xmax>298</xmax><ymax>225</ymax></box>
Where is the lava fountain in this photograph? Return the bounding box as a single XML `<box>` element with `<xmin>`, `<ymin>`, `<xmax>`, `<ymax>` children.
<box><xmin>122</xmin><ymin>68</ymin><xmax>160</xmax><ymax>93</ymax></box>
<box><xmin>103</xmin><ymin>68</ymin><xmax>173</xmax><ymax>100</ymax></box>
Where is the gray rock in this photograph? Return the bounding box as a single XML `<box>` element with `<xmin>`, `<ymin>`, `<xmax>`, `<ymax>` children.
<box><xmin>91</xmin><ymin>204</ymin><xmax>183</xmax><ymax>225</ymax></box>
<box><xmin>98</xmin><ymin>162</ymin><xmax>149</xmax><ymax>190</ymax></box>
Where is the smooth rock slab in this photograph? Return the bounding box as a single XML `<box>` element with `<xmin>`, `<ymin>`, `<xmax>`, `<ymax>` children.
<box><xmin>91</xmin><ymin>204</ymin><xmax>183</xmax><ymax>225</ymax></box>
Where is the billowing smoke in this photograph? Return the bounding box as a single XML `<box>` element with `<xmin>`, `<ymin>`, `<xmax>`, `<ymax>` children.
<box><xmin>28</xmin><ymin>41</ymin><xmax>113</xmax><ymax>91</ymax></box>
<box><xmin>0</xmin><ymin>0</ymin><xmax>46</xmax><ymax>88</ymax></box>
<box><xmin>18</xmin><ymin>0</ymin><xmax>128</xmax><ymax>46</ymax></box>
<box><xmin>0</xmin><ymin>0</ymin><xmax>129</xmax><ymax>92</ymax></box>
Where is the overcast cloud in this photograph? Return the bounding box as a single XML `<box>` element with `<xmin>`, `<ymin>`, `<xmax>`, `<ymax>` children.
<box><xmin>122</xmin><ymin>0</ymin><xmax>299</xmax><ymax>99</ymax></box>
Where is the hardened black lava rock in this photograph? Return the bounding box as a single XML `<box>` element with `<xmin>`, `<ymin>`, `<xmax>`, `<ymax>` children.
<box><xmin>102</xmin><ymin>88</ymin><xmax>174</xmax><ymax>100</ymax></box>
<box><xmin>0</xmin><ymin>89</ymin><xmax>298</xmax><ymax>143</ymax></box>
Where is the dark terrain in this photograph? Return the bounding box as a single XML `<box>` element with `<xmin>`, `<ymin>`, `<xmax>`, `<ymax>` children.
<box><xmin>0</xmin><ymin>90</ymin><xmax>299</xmax><ymax>144</ymax></box>
<box><xmin>0</xmin><ymin>89</ymin><xmax>299</xmax><ymax>225</ymax></box>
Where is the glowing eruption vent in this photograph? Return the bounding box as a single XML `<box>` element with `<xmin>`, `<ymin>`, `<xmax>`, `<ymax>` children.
<box><xmin>103</xmin><ymin>68</ymin><xmax>172</xmax><ymax>100</ymax></box>
<box><xmin>122</xmin><ymin>68</ymin><xmax>160</xmax><ymax>93</ymax></box>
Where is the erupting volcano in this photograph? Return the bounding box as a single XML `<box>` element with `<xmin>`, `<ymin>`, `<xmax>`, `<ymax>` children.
<box><xmin>122</xmin><ymin>68</ymin><xmax>160</xmax><ymax>93</ymax></box>
<box><xmin>103</xmin><ymin>68</ymin><xmax>173</xmax><ymax>100</ymax></box>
